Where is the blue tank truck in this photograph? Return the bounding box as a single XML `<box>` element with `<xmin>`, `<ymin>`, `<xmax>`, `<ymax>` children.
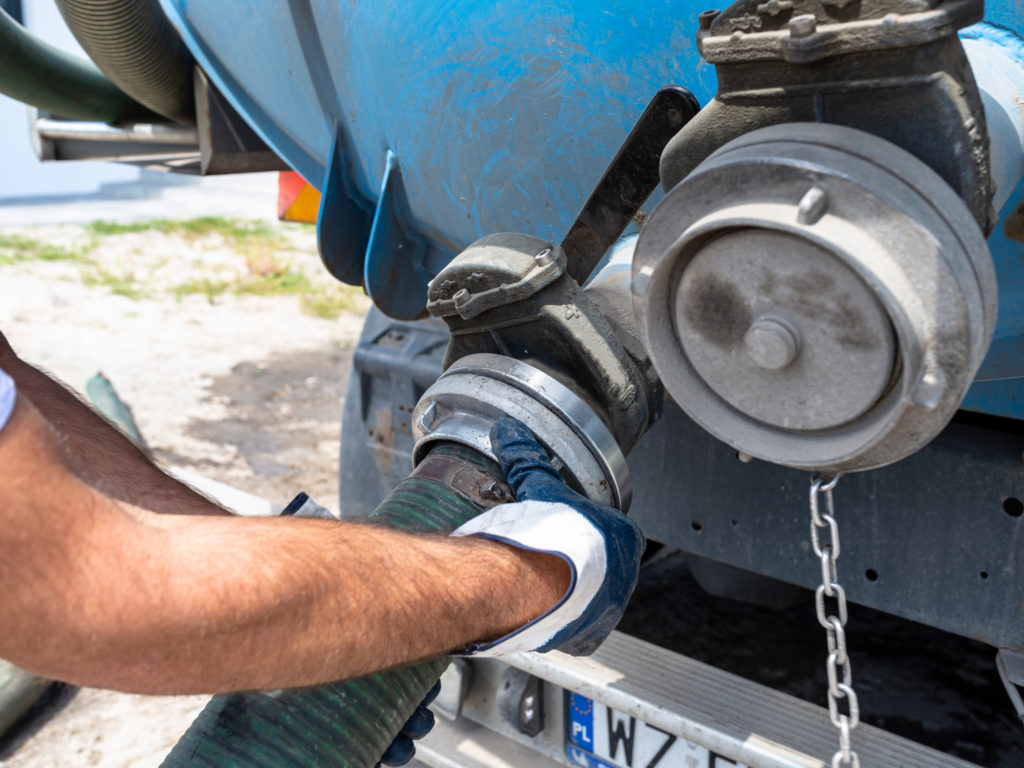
<box><xmin>3</xmin><ymin>0</ymin><xmax>1024</xmax><ymax>765</ymax></box>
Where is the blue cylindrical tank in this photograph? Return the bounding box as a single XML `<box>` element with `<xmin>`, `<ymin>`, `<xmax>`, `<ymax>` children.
<box><xmin>159</xmin><ymin>0</ymin><xmax>1024</xmax><ymax>418</ymax></box>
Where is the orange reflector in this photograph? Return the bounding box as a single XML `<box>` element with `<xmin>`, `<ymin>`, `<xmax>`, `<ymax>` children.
<box><xmin>278</xmin><ymin>171</ymin><xmax>321</xmax><ymax>223</ymax></box>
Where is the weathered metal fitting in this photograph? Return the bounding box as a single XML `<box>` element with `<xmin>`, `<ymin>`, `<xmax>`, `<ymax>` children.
<box><xmin>665</xmin><ymin>0</ymin><xmax>994</xmax><ymax>234</ymax></box>
<box><xmin>412</xmin><ymin>354</ymin><xmax>631</xmax><ymax>510</ymax></box>
<box><xmin>426</xmin><ymin>233</ymin><xmax>567</xmax><ymax>320</ymax></box>
<box><xmin>698</xmin><ymin>9</ymin><xmax>721</xmax><ymax>30</ymax></box>
<box><xmin>425</xmin><ymin>231</ymin><xmax>660</xmax><ymax>459</ymax></box>
<box><xmin>743</xmin><ymin>316</ymin><xmax>801</xmax><ymax>371</ymax></box>
<box><xmin>786</xmin><ymin>14</ymin><xmax>816</xmax><ymax>39</ymax></box>
<box><xmin>696</xmin><ymin>0</ymin><xmax>983</xmax><ymax>64</ymax></box>
<box><xmin>409</xmin><ymin>451</ymin><xmax>513</xmax><ymax>509</ymax></box>
<box><xmin>634</xmin><ymin>123</ymin><xmax>997</xmax><ymax>472</ymax></box>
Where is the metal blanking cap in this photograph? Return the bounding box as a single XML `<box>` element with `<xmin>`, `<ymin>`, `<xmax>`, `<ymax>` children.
<box><xmin>632</xmin><ymin>123</ymin><xmax>997</xmax><ymax>473</ymax></box>
<box><xmin>675</xmin><ymin>228</ymin><xmax>897</xmax><ymax>433</ymax></box>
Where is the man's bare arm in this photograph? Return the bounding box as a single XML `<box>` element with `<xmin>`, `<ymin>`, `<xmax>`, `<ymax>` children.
<box><xmin>0</xmin><ymin>395</ymin><xmax>570</xmax><ymax>695</ymax></box>
<box><xmin>0</xmin><ymin>333</ymin><xmax>225</xmax><ymax>515</ymax></box>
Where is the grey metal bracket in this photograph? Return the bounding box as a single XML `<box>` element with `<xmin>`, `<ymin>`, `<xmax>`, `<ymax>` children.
<box><xmin>193</xmin><ymin>67</ymin><xmax>288</xmax><ymax>175</ymax></box>
<box><xmin>996</xmin><ymin>649</ymin><xmax>1024</xmax><ymax>724</ymax></box>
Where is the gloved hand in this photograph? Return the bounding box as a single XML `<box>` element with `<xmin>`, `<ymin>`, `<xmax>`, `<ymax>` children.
<box><xmin>452</xmin><ymin>417</ymin><xmax>645</xmax><ymax>656</ymax></box>
<box><xmin>376</xmin><ymin>680</ymin><xmax>441</xmax><ymax>767</ymax></box>
<box><xmin>279</xmin><ymin>491</ymin><xmax>336</xmax><ymax>520</ymax></box>
<box><xmin>280</xmin><ymin>495</ymin><xmax>440</xmax><ymax>767</ymax></box>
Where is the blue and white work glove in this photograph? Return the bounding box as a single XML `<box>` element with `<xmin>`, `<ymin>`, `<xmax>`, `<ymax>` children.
<box><xmin>453</xmin><ymin>417</ymin><xmax>646</xmax><ymax>656</ymax></box>
<box><xmin>280</xmin><ymin>494</ymin><xmax>439</xmax><ymax>768</ymax></box>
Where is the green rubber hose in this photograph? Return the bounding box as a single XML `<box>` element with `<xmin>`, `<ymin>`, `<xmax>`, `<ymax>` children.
<box><xmin>0</xmin><ymin>8</ymin><xmax>157</xmax><ymax>124</ymax></box>
<box><xmin>161</xmin><ymin>443</ymin><xmax>505</xmax><ymax>768</ymax></box>
<box><xmin>55</xmin><ymin>0</ymin><xmax>196</xmax><ymax>124</ymax></box>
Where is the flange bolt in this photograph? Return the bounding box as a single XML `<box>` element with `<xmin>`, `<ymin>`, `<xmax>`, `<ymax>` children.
<box><xmin>744</xmin><ymin>317</ymin><xmax>800</xmax><ymax>370</ymax></box>
<box><xmin>788</xmin><ymin>14</ymin><xmax>817</xmax><ymax>38</ymax></box>
<box><xmin>698</xmin><ymin>9</ymin><xmax>721</xmax><ymax>30</ymax></box>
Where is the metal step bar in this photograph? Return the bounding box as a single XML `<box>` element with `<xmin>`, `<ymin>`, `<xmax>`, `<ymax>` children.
<box><xmin>414</xmin><ymin>630</ymin><xmax>982</xmax><ymax>768</ymax></box>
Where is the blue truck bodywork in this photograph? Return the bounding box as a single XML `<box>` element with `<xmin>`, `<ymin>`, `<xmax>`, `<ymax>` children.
<box><xmin>160</xmin><ymin>0</ymin><xmax>1024</xmax><ymax>418</ymax></box>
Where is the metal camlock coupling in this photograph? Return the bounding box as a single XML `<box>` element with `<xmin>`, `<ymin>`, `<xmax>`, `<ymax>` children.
<box><xmin>412</xmin><ymin>232</ymin><xmax>667</xmax><ymax>511</ymax></box>
<box><xmin>633</xmin><ymin>123</ymin><xmax>998</xmax><ymax>473</ymax></box>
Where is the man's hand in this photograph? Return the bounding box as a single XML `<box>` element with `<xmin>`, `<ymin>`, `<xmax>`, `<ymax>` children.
<box><xmin>452</xmin><ymin>417</ymin><xmax>645</xmax><ymax>656</ymax></box>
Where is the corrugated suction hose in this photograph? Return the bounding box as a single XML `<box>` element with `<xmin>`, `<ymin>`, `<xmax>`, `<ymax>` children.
<box><xmin>161</xmin><ymin>443</ymin><xmax>503</xmax><ymax>768</ymax></box>
<box><xmin>55</xmin><ymin>0</ymin><xmax>195</xmax><ymax>124</ymax></box>
<box><xmin>0</xmin><ymin>7</ymin><xmax>157</xmax><ymax>123</ymax></box>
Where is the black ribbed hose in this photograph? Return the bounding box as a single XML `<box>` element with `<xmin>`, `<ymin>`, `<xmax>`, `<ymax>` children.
<box><xmin>0</xmin><ymin>7</ymin><xmax>157</xmax><ymax>123</ymax></box>
<box><xmin>55</xmin><ymin>0</ymin><xmax>195</xmax><ymax>124</ymax></box>
<box><xmin>161</xmin><ymin>443</ymin><xmax>504</xmax><ymax>768</ymax></box>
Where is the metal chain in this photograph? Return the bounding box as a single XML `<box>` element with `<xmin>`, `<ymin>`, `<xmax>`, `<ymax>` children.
<box><xmin>809</xmin><ymin>473</ymin><xmax>861</xmax><ymax>768</ymax></box>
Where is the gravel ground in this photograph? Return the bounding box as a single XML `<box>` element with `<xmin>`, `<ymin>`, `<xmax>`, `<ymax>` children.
<box><xmin>0</xmin><ymin>218</ymin><xmax>370</xmax><ymax>766</ymax></box>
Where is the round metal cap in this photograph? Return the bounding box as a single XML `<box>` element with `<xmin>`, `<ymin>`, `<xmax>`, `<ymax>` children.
<box><xmin>633</xmin><ymin>123</ymin><xmax>996</xmax><ymax>472</ymax></box>
<box><xmin>674</xmin><ymin>228</ymin><xmax>896</xmax><ymax>431</ymax></box>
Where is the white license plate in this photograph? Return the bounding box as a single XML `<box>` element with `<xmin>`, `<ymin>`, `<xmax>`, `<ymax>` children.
<box><xmin>565</xmin><ymin>692</ymin><xmax>750</xmax><ymax>768</ymax></box>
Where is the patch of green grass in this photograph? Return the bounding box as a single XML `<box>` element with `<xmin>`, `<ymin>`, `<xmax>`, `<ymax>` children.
<box><xmin>0</xmin><ymin>233</ymin><xmax>90</xmax><ymax>264</ymax></box>
<box><xmin>85</xmin><ymin>220</ymin><xmax>150</xmax><ymax>236</ymax></box>
<box><xmin>237</xmin><ymin>270</ymin><xmax>313</xmax><ymax>296</ymax></box>
<box><xmin>170</xmin><ymin>263</ymin><xmax>314</xmax><ymax>302</ymax></box>
<box><xmin>81</xmin><ymin>266</ymin><xmax>147</xmax><ymax>300</ymax></box>
<box><xmin>87</xmin><ymin>217</ymin><xmax>285</xmax><ymax>249</ymax></box>
<box><xmin>0</xmin><ymin>233</ymin><xmax>40</xmax><ymax>263</ymax></box>
<box><xmin>300</xmin><ymin>285</ymin><xmax>365</xmax><ymax>319</ymax></box>
<box><xmin>172</xmin><ymin>278</ymin><xmax>231</xmax><ymax>303</ymax></box>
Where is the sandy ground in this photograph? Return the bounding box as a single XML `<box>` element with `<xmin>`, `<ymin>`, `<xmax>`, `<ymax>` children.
<box><xmin>0</xmin><ymin>205</ymin><xmax>371</xmax><ymax>765</ymax></box>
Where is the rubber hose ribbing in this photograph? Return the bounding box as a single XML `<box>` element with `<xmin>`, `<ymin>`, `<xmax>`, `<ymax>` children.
<box><xmin>55</xmin><ymin>0</ymin><xmax>195</xmax><ymax>124</ymax></box>
<box><xmin>160</xmin><ymin>443</ymin><xmax>503</xmax><ymax>768</ymax></box>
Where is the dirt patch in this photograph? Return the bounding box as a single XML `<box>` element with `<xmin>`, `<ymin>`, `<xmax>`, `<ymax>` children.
<box><xmin>176</xmin><ymin>346</ymin><xmax>353</xmax><ymax>504</ymax></box>
<box><xmin>1003</xmin><ymin>200</ymin><xmax>1024</xmax><ymax>242</ymax></box>
<box><xmin>2</xmin><ymin>687</ymin><xmax>209</xmax><ymax>768</ymax></box>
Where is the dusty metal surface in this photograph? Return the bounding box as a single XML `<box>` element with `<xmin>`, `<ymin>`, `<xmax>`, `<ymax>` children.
<box><xmin>427</xmin><ymin>234</ymin><xmax>568</xmax><ymax>322</ymax></box>
<box><xmin>410</xmin><ymin>447</ymin><xmax>512</xmax><ymax>509</ymax></box>
<box><xmin>32</xmin><ymin>115</ymin><xmax>201</xmax><ymax>172</ymax></box>
<box><xmin>193</xmin><ymin>67</ymin><xmax>287</xmax><ymax>175</ymax></box>
<box><xmin>661</xmin><ymin>0</ymin><xmax>994</xmax><ymax>233</ymax></box>
<box><xmin>626</xmin><ymin>401</ymin><xmax>1024</xmax><ymax>652</ymax></box>
<box><xmin>635</xmin><ymin>122</ymin><xmax>997</xmax><ymax>472</ymax></box>
<box><xmin>427</xmin><ymin>232</ymin><xmax>659</xmax><ymax>458</ymax></box>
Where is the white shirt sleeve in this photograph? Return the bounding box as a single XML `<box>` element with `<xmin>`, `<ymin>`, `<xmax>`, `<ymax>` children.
<box><xmin>0</xmin><ymin>366</ymin><xmax>15</xmax><ymax>434</ymax></box>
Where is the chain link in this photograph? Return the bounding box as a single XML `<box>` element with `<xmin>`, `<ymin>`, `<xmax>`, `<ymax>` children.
<box><xmin>810</xmin><ymin>473</ymin><xmax>861</xmax><ymax>768</ymax></box>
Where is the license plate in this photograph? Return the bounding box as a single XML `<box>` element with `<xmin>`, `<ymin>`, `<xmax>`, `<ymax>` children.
<box><xmin>565</xmin><ymin>692</ymin><xmax>750</xmax><ymax>768</ymax></box>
